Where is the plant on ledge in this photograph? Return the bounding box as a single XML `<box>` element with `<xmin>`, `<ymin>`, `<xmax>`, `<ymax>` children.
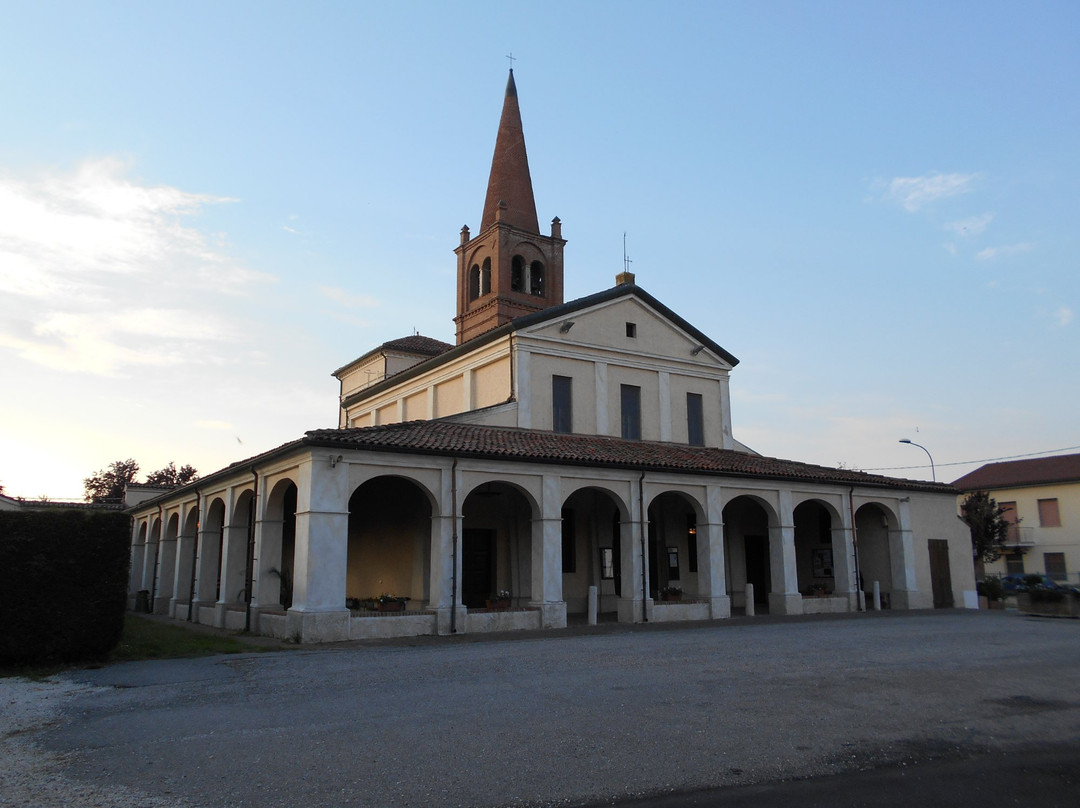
<box><xmin>375</xmin><ymin>594</ymin><xmax>409</xmax><ymax>612</ymax></box>
<box><xmin>486</xmin><ymin>590</ymin><xmax>511</xmax><ymax>609</ymax></box>
<box><xmin>660</xmin><ymin>586</ymin><xmax>683</xmax><ymax>601</ymax></box>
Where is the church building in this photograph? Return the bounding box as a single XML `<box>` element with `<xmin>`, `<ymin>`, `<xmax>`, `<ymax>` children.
<box><xmin>127</xmin><ymin>72</ymin><xmax>975</xmax><ymax>642</ymax></box>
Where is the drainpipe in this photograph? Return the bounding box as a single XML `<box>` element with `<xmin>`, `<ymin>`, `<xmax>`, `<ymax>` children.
<box><xmin>849</xmin><ymin>486</ymin><xmax>863</xmax><ymax>611</ymax></box>
<box><xmin>639</xmin><ymin>470</ymin><xmax>648</xmax><ymax>623</ymax></box>
<box><xmin>187</xmin><ymin>490</ymin><xmax>201</xmax><ymax>622</ymax></box>
<box><xmin>450</xmin><ymin>457</ymin><xmax>459</xmax><ymax>634</ymax></box>
<box><xmin>245</xmin><ymin>467</ymin><xmax>259</xmax><ymax>633</ymax></box>
<box><xmin>149</xmin><ymin>505</ymin><xmax>164</xmax><ymax>612</ymax></box>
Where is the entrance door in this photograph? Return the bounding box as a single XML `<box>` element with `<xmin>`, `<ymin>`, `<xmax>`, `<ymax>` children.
<box><xmin>744</xmin><ymin>535</ymin><xmax>769</xmax><ymax>605</ymax></box>
<box><xmin>928</xmin><ymin>539</ymin><xmax>954</xmax><ymax>608</ymax></box>
<box><xmin>462</xmin><ymin>529</ymin><xmax>495</xmax><ymax>608</ymax></box>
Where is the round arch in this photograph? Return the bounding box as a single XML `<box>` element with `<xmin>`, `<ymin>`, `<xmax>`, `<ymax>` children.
<box><xmin>561</xmin><ymin>486</ymin><xmax>629</xmax><ymax>616</ymax></box>
<box><xmin>855</xmin><ymin>502</ymin><xmax>898</xmax><ymax>607</ymax></box>
<box><xmin>260</xmin><ymin>478</ymin><xmax>299</xmax><ymax>609</ymax></box>
<box><xmin>647</xmin><ymin>490</ymin><xmax>706</xmax><ymax>601</ymax></box>
<box><xmin>722</xmin><ymin>494</ymin><xmax>777</xmax><ymax>612</ymax></box>
<box><xmin>460</xmin><ymin>480</ymin><xmax>538</xmax><ymax>609</ymax></box>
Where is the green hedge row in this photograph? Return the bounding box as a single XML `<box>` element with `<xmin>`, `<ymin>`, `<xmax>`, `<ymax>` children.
<box><xmin>0</xmin><ymin>509</ymin><xmax>131</xmax><ymax>666</ymax></box>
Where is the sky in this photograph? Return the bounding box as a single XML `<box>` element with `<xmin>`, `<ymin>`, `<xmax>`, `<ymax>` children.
<box><xmin>1</xmin><ymin>1</ymin><xmax>1078</xmax><ymax>500</ymax></box>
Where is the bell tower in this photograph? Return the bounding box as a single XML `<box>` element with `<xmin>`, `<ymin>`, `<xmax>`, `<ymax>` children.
<box><xmin>454</xmin><ymin>70</ymin><xmax>566</xmax><ymax>345</ymax></box>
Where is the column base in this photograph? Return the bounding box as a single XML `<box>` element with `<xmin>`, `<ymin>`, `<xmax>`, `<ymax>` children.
<box><xmin>286</xmin><ymin>608</ymin><xmax>350</xmax><ymax>643</ymax></box>
<box><xmin>435</xmin><ymin>605</ymin><xmax>468</xmax><ymax>635</ymax></box>
<box><xmin>529</xmin><ymin>601</ymin><xmax>567</xmax><ymax>629</ymax></box>
<box><xmin>768</xmin><ymin>592</ymin><xmax>803</xmax><ymax>616</ymax></box>
<box><xmin>708</xmin><ymin>595</ymin><xmax>731</xmax><ymax>619</ymax></box>
<box><xmin>617</xmin><ymin>596</ymin><xmax>652</xmax><ymax>623</ymax></box>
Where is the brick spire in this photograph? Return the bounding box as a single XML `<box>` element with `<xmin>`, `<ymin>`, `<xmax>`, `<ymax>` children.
<box><xmin>480</xmin><ymin>70</ymin><xmax>539</xmax><ymax>233</ymax></box>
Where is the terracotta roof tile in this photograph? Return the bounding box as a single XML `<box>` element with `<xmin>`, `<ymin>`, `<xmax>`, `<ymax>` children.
<box><xmin>381</xmin><ymin>335</ymin><xmax>454</xmax><ymax>356</ymax></box>
<box><xmin>305</xmin><ymin>421</ymin><xmax>951</xmax><ymax>493</ymax></box>
<box><xmin>952</xmin><ymin>453</ymin><xmax>1080</xmax><ymax>490</ymax></box>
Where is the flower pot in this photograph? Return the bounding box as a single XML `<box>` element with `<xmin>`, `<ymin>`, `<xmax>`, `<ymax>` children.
<box><xmin>376</xmin><ymin>600</ymin><xmax>405</xmax><ymax>612</ymax></box>
<box><xmin>486</xmin><ymin>599</ymin><xmax>511</xmax><ymax>610</ymax></box>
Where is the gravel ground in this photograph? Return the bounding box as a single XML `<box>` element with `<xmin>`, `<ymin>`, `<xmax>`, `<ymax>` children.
<box><xmin>3</xmin><ymin>610</ymin><xmax>1079</xmax><ymax>807</ymax></box>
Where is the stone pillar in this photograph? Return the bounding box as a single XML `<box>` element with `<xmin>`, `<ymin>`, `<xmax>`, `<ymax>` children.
<box><xmin>154</xmin><ymin>525</ymin><xmax>178</xmax><ymax>615</ymax></box>
<box><xmin>215</xmin><ymin>488</ymin><xmax>248</xmax><ymax>628</ymax></box>
<box><xmin>170</xmin><ymin>510</ymin><xmax>196</xmax><ymax>619</ymax></box>
<box><xmin>768</xmin><ymin>490</ymin><xmax>803</xmax><ymax>615</ymax></box>
<box><xmin>699</xmin><ymin>485</ymin><xmax>730</xmax><ymax>619</ymax></box>
<box><xmin>191</xmin><ymin>497</ymin><xmax>217</xmax><ymax>624</ymax></box>
<box><xmin>617</xmin><ymin>483</ymin><xmax>650</xmax><ymax>623</ymax></box>
<box><xmin>128</xmin><ymin>519</ymin><xmax>145</xmax><ymax>607</ymax></box>
<box><xmin>429</xmin><ymin>462</ymin><xmax>465</xmax><ymax>635</ymax></box>
<box><xmin>889</xmin><ymin>499</ymin><xmax>919</xmax><ymax>609</ymax></box>
<box><xmin>287</xmin><ymin>455</ymin><xmax>351</xmax><ymax>643</ymax></box>
<box><xmin>833</xmin><ymin>497</ymin><xmax>857</xmax><ymax>612</ymax></box>
<box><xmin>529</xmin><ymin>475</ymin><xmax>567</xmax><ymax>629</ymax></box>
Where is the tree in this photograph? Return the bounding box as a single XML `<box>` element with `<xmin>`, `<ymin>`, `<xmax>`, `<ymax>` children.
<box><xmin>960</xmin><ymin>490</ymin><xmax>1013</xmax><ymax>564</ymax></box>
<box><xmin>144</xmin><ymin>462</ymin><xmax>199</xmax><ymax>487</ymax></box>
<box><xmin>84</xmin><ymin>459</ymin><xmax>140</xmax><ymax>504</ymax></box>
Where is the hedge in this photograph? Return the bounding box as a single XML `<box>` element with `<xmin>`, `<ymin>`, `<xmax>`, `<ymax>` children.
<box><xmin>0</xmin><ymin>509</ymin><xmax>131</xmax><ymax>665</ymax></box>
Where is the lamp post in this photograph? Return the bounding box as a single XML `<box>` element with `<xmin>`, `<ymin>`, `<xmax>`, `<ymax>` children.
<box><xmin>899</xmin><ymin>439</ymin><xmax>936</xmax><ymax>482</ymax></box>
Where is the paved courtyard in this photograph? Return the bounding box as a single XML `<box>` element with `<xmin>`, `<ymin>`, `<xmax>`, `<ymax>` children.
<box><xmin>3</xmin><ymin>610</ymin><xmax>1079</xmax><ymax>807</ymax></box>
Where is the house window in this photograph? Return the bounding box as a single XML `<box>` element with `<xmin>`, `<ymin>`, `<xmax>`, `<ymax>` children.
<box><xmin>620</xmin><ymin>384</ymin><xmax>641</xmax><ymax>439</ymax></box>
<box><xmin>1000</xmin><ymin>501</ymin><xmax>1018</xmax><ymax>544</ymax></box>
<box><xmin>1005</xmin><ymin>552</ymin><xmax>1025</xmax><ymax>575</ymax></box>
<box><xmin>686</xmin><ymin>514</ymin><xmax>698</xmax><ymax>573</ymax></box>
<box><xmin>1038</xmin><ymin>498</ymin><xmax>1061</xmax><ymax>527</ymax></box>
<box><xmin>625</xmin><ymin>322</ymin><xmax>637</xmax><ymax>338</ymax></box>
<box><xmin>1044</xmin><ymin>552</ymin><xmax>1067</xmax><ymax>582</ymax></box>
<box><xmin>561</xmin><ymin>508</ymin><xmax>576</xmax><ymax>574</ymax></box>
<box><xmin>601</xmin><ymin>547</ymin><xmax>615</xmax><ymax>580</ymax></box>
<box><xmin>686</xmin><ymin>392</ymin><xmax>704</xmax><ymax>446</ymax></box>
<box><xmin>552</xmin><ymin>376</ymin><xmax>572</xmax><ymax>433</ymax></box>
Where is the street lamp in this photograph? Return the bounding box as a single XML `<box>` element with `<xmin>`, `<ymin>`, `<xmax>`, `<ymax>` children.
<box><xmin>899</xmin><ymin>439</ymin><xmax>936</xmax><ymax>482</ymax></box>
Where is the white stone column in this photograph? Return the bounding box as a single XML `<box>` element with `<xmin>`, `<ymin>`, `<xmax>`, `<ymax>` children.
<box><xmin>699</xmin><ymin>485</ymin><xmax>730</xmax><ymax>618</ymax></box>
<box><xmin>832</xmin><ymin>498</ymin><xmax>857</xmax><ymax>611</ymax></box>
<box><xmin>287</xmin><ymin>455</ymin><xmax>351</xmax><ymax>642</ymax></box>
<box><xmin>890</xmin><ymin>499</ymin><xmax>919</xmax><ymax>609</ymax></box>
<box><xmin>170</xmin><ymin>508</ymin><xmax>196</xmax><ymax>619</ymax></box>
<box><xmin>529</xmin><ymin>474</ymin><xmax>567</xmax><ymax>629</ymax></box>
<box><xmin>128</xmin><ymin>519</ymin><xmax>145</xmax><ymax>606</ymax></box>
<box><xmin>154</xmin><ymin>522</ymin><xmax>178</xmax><ymax>615</ymax></box>
<box><xmin>768</xmin><ymin>490</ymin><xmax>803</xmax><ymax>615</ymax></box>
<box><xmin>191</xmin><ymin>497</ymin><xmax>217</xmax><ymax>624</ymax></box>
<box><xmin>618</xmin><ymin>480</ymin><xmax>650</xmax><ymax>623</ymax></box>
<box><xmin>215</xmin><ymin>488</ymin><xmax>247</xmax><ymax>628</ymax></box>
<box><xmin>429</xmin><ymin>462</ymin><xmax>464</xmax><ymax>635</ymax></box>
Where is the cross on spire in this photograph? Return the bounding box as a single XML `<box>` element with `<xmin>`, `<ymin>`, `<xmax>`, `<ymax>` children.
<box><xmin>506</xmin><ymin>52</ymin><xmax>516</xmax><ymax>71</ymax></box>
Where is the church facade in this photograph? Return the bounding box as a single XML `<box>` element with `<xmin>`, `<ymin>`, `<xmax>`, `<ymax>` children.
<box><xmin>127</xmin><ymin>72</ymin><xmax>975</xmax><ymax>643</ymax></box>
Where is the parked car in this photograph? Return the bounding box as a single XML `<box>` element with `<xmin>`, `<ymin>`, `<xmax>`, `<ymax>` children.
<box><xmin>1000</xmin><ymin>573</ymin><xmax>1078</xmax><ymax>594</ymax></box>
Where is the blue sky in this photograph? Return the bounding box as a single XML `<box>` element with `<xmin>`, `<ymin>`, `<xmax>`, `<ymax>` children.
<box><xmin>1</xmin><ymin>1</ymin><xmax>1077</xmax><ymax>498</ymax></box>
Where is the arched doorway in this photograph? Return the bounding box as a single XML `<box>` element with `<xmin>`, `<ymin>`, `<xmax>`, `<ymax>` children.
<box><xmin>723</xmin><ymin>496</ymin><xmax>774</xmax><ymax>613</ymax></box>
<box><xmin>794</xmin><ymin>500</ymin><xmax>835</xmax><ymax>595</ymax></box>
<box><xmin>647</xmin><ymin>491</ymin><xmax>703</xmax><ymax>602</ymax></box>
<box><xmin>259</xmin><ymin>479</ymin><xmax>298</xmax><ymax>610</ymax></box>
<box><xmin>855</xmin><ymin>503</ymin><xmax>894</xmax><ymax>608</ymax></box>
<box><xmin>561</xmin><ymin>487</ymin><xmax>627</xmax><ymax>618</ymax></box>
<box><xmin>460</xmin><ymin>481</ymin><xmax>536</xmax><ymax>609</ymax></box>
<box><xmin>347</xmin><ymin>476</ymin><xmax>433</xmax><ymax>610</ymax></box>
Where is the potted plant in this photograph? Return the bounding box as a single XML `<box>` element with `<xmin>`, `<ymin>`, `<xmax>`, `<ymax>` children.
<box><xmin>486</xmin><ymin>590</ymin><xmax>511</xmax><ymax>610</ymax></box>
<box><xmin>660</xmin><ymin>586</ymin><xmax>683</xmax><ymax>602</ymax></box>
<box><xmin>375</xmin><ymin>594</ymin><xmax>408</xmax><ymax>612</ymax></box>
<box><xmin>976</xmin><ymin>577</ymin><xmax>1005</xmax><ymax>609</ymax></box>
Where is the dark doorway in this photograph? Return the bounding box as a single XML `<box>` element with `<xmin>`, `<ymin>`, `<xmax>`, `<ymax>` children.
<box><xmin>744</xmin><ymin>535</ymin><xmax>769</xmax><ymax>604</ymax></box>
<box><xmin>463</xmin><ymin>529</ymin><xmax>495</xmax><ymax>608</ymax></box>
<box><xmin>928</xmin><ymin>539</ymin><xmax>954</xmax><ymax>608</ymax></box>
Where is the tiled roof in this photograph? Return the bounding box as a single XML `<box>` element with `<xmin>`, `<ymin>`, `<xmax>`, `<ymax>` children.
<box><xmin>381</xmin><ymin>335</ymin><xmax>454</xmax><ymax>356</ymax></box>
<box><xmin>951</xmin><ymin>453</ymin><xmax>1080</xmax><ymax>490</ymax></box>
<box><xmin>305</xmin><ymin>421</ymin><xmax>952</xmax><ymax>493</ymax></box>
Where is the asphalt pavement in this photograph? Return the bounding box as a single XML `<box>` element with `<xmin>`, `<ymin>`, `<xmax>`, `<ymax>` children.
<box><xmin>27</xmin><ymin>609</ymin><xmax>1080</xmax><ymax>807</ymax></box>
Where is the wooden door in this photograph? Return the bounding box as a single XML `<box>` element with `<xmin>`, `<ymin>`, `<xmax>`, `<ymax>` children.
<box><xmin>928</xmin><ymin>539</ymin><xmax>954</xmax><ymax>608</ymax></box>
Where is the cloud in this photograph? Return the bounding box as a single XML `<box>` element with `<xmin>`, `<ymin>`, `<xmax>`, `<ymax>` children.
<box><xmin>0</xmin><ymin>158</ymin><xmax>272</xmax><ymax>376</ymax></box>
<box><xmin>196</xmin><ymin>420</ymin><xmax>235</xmax><ymax>431</ymax></box>
<box><xmin>944</xmin><ymin>213</ymin><xmax>994</xmax><ymax>238</ymax></box>
<box><xmin>318</xmin><ymin>285</ymin><xmax>380</xmax><ymax>309</ymax></box>
<box><xmin>1053</xmin><ymin>306</ymin><xmax>1073</xmax><ymax>326</ymax></box>
<box><xmin>975</xmin><ymin>243</ymin><xmax>1034</xmax><ymax>261</ymax></box>
<box><xmin>884</xmin><ymin>172</ymin><xmax>978</xmax><ymax>212</ymax></box>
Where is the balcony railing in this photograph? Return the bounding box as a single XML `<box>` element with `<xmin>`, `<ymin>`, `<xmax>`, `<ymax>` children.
<box><xmin>1005</xmin><ymin>524</ymin><xmax>1035</xmax><ymax>547</ymax></box>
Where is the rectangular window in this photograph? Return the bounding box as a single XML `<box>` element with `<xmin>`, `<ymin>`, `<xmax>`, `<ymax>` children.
<box><xmin>1038</xmin><ymin>498</ymin><xmax>1061</xmax><ymax>527</ymax></box>
<box><xmin>686</xmin><ymin>392</ymin><xmax>704</xmax><ymax>446</ymax></box>
<box><xmin>666</xmin><ymin>546</ymin><xmax>680</xmax><ymax>581</ymax></box>
<box><xmin>552</xmin><ymin>375</ymin><xmax>572</xmax><ymax>433</ymax></box>
<box><xmin>601</xmin><ymin>547</ymin><xmax>615</xmax><ymax>580</ymax></box>
<box><xmin>1005</xmin><ymin>552</ymin><xmax>1025</xmax><ymax>575</ymax></box>
<box><xmin>625</xmin><ymin>322</ymin><xmax>637</xmax><ymax>338</ymax></box>
<box><xmin>1044</xmin><ymin>552</ymin><xmax>1067</xmax><ymax>582</ymax></box>
<box><xmin>686</xmin><ymin>514</ymin><xmax>698</xmax><ymax>572</ymax></box>
<box><xmin>561</xmin><ymin>508</ymin><xmax>576</xmax><ymax>574</ymax></box>
<box><xmin>620</xmin><ymin>384</ymin><xmax>641</xmax><ymax>439</ymax></box>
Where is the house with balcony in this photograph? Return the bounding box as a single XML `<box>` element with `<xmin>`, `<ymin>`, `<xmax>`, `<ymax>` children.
<box><xmin>953</xmin><ymin>453</ymin><xmax>1080</xmax><ymax>585</ymax></box>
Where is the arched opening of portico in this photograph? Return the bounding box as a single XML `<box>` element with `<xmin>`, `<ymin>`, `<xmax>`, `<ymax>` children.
<box><xmin>723</xmin><ymin>496</ymin><xmax>773</xmax><ymax>613</ymax></box>
<box><xmin>130</xmin><ymin>521</ymin><xmax>148</xmax><ymax>596</ymax></box>
<box><xmin>461</xmin><ymin>481</ymin><xmax>536</xmax><ymax>609</ymax></box>
<box><xmin>175</xmin><ymin>508</ymin><xmax>199</xmax><ymax>614</ymax></box>
<box><xmin>261</xmin><ymin>480</ymin><xmax>297</xmax><ymax>609</ymax></box>
<box><xmin>203</xmin><ymin>498</ymin><xmax>226</xmax><ymax>602</ymax></box>
<box><xmin>145</xmin><ymin>518</ymin><xmax>162</xmax><ymax>601</ymax></box>
<box><xmin>647</xmin><ymin>491</ymin><xmax>703</xmax><ymax>602</ymax></box>
<box><xmin>561</xmin><ymin>487</ymin><xmax>627</xmax><ymax>618</ymax></box>
<box><xmin>154</xmin><ymin>513</ymin><xmax>179</xmax><ymax>612</ymax></box>
<box><xmin>794</xmin><ymin>500</ymin><xmax>835</xmax><ymax>596</ymax></box>
<box><xmin>347</xmin><ymin>476</ymin><xmax>433</xmax><ymax>611</ymax></box>
<box><xmin>855</xmin><ymin>503</ymin><xmax>895</xmax><ymax>608</ymax></box>
<box><xmin>221</xmin><ymin>490</ymin><xmax>254</xmax><ymax>608</ymax></box>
